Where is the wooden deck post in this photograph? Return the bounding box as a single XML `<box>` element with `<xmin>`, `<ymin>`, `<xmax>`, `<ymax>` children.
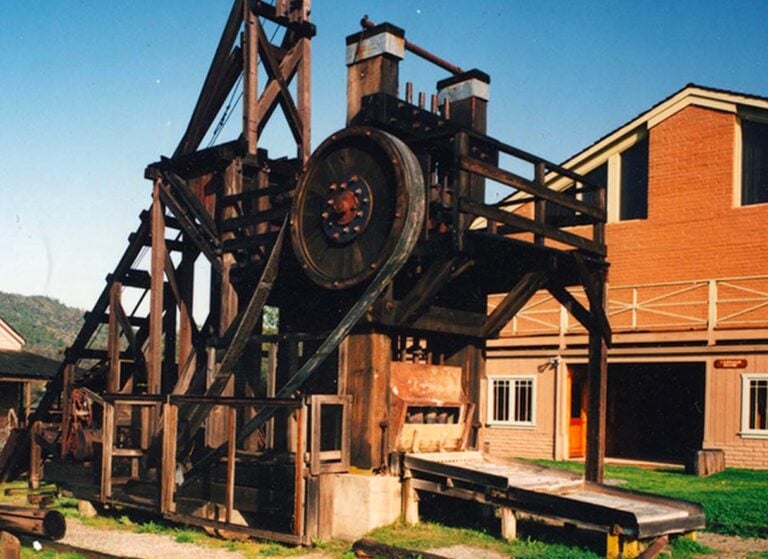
<box><xmin>499</xmin><ymin>507</ymin><xmax>517</xmax><ymax>541</ymax></box>
<box><xmin>402</xmin><ymin>475</ymin><xmax>419</xmax><ymax>526</ymax></box>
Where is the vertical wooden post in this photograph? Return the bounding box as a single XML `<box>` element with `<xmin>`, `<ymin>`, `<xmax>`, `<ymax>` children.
<box><xmin>242</xmin><ymin>1</ymin><xmax>259</xmax><ymax>156</ymax></box>
<box><xmin>225</xmin><ymin>406</ymin><xmax>236</xmax><ymax>523</ymax></box>
<box><xmin>402</xmin><ymin>475</ymin><xmax>419</xmax><ymax>526</ymax></box>
<box><xmin>294</xmin><ymin>402</ymin><xmax>305</xmax><ymax>537</ymax></box>
<box><xmin>298</xmin><ymin>37</ymin><xmax>312</xmax><ymax>163</ymax></box>
<box><xmin>100</xmin><ymin>402</ymin><xmax>115</xmax><ymax>502</ymax></box>
<box><xmin>161</xmin><ymin>400</ymin><xmax>178</xmax><ymax>514</ymax></box>
<box><xmin>60</xmin><ymin>364</ymin><xmax>75</xmax><ymax>459</ymax></box>
<box><xmin>107</xmin><ymin>282</ymin><xmax>122</xmax><ymax>393</ymax></box>
<box><xmin>207</xmin><ymin>159</ymin><xmax>241</xmax><ymax>448</ymax></box>
<box><xmin>28</xmin><ymin>421</ymin><xmax>41</xmax><ymax>490</ymax></box>
<box><xmin>585</xmin><ymin>271</ymin><xmax>608</xmax><ymax>483</ymax></box>
<box><xmin>534</xmin><ymin>162</ymin><xmax>546</xmax><ymax>245</ymax></box>
<box><xmin>177</xmin><ymin>251</ymin><xmax>195</xmax><ymax>388</ymax></box>
<box><xmin>145</xmin><ymin>182</ymin><xmax>166</xmax><ymax>448</ymax></box>
<box><xmin>499</xmin><ymin>507</ymin><xmax>517</xmax><ymax>541</ymax></box>
<box><xmin>343</xmin><ymin>332</ymin><xmax>391</xmax><ymax>469</ymax></box>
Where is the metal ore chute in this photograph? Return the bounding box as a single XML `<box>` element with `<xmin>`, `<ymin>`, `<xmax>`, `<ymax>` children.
<box><xmin>0</xmin><ymin>1</ymin><xmax>704</xmax><ymax>555</ymax></box>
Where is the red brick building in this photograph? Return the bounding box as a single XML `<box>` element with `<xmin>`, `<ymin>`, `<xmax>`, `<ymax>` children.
<box><xmin>482</xmin><ymin>85</ymin><xmax>768</xmax><ymax>468</ymax></box>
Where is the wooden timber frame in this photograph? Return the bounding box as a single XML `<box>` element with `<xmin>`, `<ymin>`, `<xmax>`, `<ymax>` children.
<box><xmin>0</xmin><ymin>5</ymin><xmax>613</xmax><ymax>546</ymax></box>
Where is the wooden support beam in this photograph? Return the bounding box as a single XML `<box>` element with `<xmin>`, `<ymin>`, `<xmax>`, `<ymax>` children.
<box><xmin>395</xmin><ymin>256</ymin><xmax>471</xmax><ymax>325</ymax></box>
<box><xmin>100</xmin><ymin>402</ymin><xmax>115</xmax><ymax>501</ymax></box>
<box><xmin>146</xmin><ymin>183</ymin><xmax>166</xmax><ymax>447</ymax></box>
<box><xmin>225</xmin><ymin>406</ymin><xmax>236</xmax><ymax>524</ymax></box>
<box><xmin>256</xmin><ymin>24</ymin><xmax>303</xmax><ymax>145</ymax></box>
<box><xmin>59</xmin><ymin>365</ymin><xmax>75</xmax><ymax>459</ymax></box>
<box><xmin>573</xmin><ymin>253</ymin><xmax>612</xmax><ymax>346</ymax></box>
<box><xmin>481</xmin><ymin>270</ymin><xmax>549</xmax><ymax>338</ymax></box>
<box><xmin>547</xmin><ymin>280</ymin><xmax>594</xmax><ymax>333</ymax></box>
<box><xmin>297</xmin><ymin>37</ymin><xmax>311</xmax><ymax>163</ymax></box>
<box><xmin>160</xmin><ymin>400</ymin><xmax>178</xmax><ymax>515</ymax></box>
<box><xmin>585</xmin><ymin>270</ymin><xmax>608</xmax><ymax>484</ymax></box>
<box><xmin>107</xmin><ymin>282</ymin><xmax>122</xmax><ymax>393</ymax></box>
<box><xmin>28</xmin><ymin>422</ymin><xmax>41</xmax><ymax>490</ymax></box>
<box><xmin>242</xmin><ymin>0</ymin><xmax>259</xmax><ymax>155</ymax></box>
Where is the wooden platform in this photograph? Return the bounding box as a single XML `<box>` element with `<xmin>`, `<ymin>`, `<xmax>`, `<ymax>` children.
<box><xmin>403</xmin><ymin>451</ymin><xmax>705</xmax><ymax>539</ymax></box>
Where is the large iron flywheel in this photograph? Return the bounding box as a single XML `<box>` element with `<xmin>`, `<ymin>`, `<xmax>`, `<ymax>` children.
<box><xmin>291</xmin><ymin>126</ymin><xmax>425</xmax><ymax>290</ymax></box>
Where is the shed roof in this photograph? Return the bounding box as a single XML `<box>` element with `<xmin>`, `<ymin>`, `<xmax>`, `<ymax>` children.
<box><xmin>0</xmin><ymin>350</ymin><xmax>59</xmax><ymax>381</ymax></box>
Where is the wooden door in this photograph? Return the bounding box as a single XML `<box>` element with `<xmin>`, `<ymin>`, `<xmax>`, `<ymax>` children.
<box><xmin>568</xmin><ymin>368</ymin><xmax>587</xmax><ymax>458</ymax></box>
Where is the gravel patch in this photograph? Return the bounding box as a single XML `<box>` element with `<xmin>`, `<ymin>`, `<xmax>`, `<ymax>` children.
<box><xmin>427</xmin><ymin>545</ymin><xmax>508</xmax><ymax>559</ymax></box>
<box><xmin>52</xmin><ymin>518</ymin><xmax>247</xmax><ymax>559</ymax></box>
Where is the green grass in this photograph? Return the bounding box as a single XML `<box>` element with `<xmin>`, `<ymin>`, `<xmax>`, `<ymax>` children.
<box><xmin>367</xmin><ymin>521</ymin><xmax>601</xmax><ymax>559</ymax></box>
<box><xmin>533</xmin><ymin>460</ymin><xmax>768</xmax><ymax>539</ymax></box>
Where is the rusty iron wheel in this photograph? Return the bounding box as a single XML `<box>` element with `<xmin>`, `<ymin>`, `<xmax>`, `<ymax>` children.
<box><xmin>291</xmin><ymin>126</ymin><xmax>424</xmax><ymax>290</ymax></box>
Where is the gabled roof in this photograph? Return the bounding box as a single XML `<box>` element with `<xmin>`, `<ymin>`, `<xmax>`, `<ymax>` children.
<box><xmin>0</xmin><ymin>350</ymin><xmax>59</xmax><ymax>381</ymax></box>
<box><xmin>0</xmin><ymin>318</ymin><xmax>25</xmax><ymax>348</ymax></box>
<box><xmin>560</xmin><ymin>83</ymin><xmax>768</xmax><ymax>173</ymax></box>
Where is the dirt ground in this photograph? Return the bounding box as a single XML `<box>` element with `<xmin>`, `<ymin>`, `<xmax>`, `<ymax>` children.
<box><xmin>696</xmin><ymin>532</ymin><xmax>768</xmax><ymax>559</ymax></box>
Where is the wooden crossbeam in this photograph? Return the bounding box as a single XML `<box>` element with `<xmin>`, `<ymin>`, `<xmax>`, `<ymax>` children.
<box><xmin>256</xmin><ymin>40</ymin><xmax>303</xmax><ymax>136</ymax></box>
<box><xmin>395</xmin><ymin>256</ymin><xmax>472</xmax><ymax>325</ymax></box>
<box><xmin>157</xmin><ymin>179</ymin><xmax>223</xmax><ymax>275</ymax></box>
<box><xmin>458</xmin><ymin>197</ymin><xmax>606</xmax><ymax>257</ymax></box>
<box><xmin>482</xmin><ymin>270</ymin><xmax>550</xmax><ymax>338</ymax></box>
<box><xmin>256</xmin><ymin>24</ymin><xmax>303</xmax><ymax>144</ymax></box>
<box><xmin>547</xmin><ymin>280</ymin><xmax>594</xmax><ymax>332</ymax></box>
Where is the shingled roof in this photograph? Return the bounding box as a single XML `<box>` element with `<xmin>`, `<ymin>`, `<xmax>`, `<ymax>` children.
<box><xmin>0</xmin><ymin>350</ymin><xmax>60</xmax><ymax>381</ymax></box>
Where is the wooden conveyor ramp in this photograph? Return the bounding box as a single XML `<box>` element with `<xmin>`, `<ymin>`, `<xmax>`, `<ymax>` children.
<box><xmin>402</xmin><ymin>451</ymin><xmax>704</xmax><ymax>551</ymax></box>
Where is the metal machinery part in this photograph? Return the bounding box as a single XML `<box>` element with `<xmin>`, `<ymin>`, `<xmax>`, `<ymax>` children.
<box><xmin>291</xmin><ymin>126</ymin><xmax>425</xmax><ymax>290</ymax></box>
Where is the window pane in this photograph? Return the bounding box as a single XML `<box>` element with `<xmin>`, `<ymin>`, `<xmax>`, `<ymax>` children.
<box><xmin>513</xmin><ymin>379</ymin><xmax>533</xmax><ymax>423</ymax></box>
<box><xmin>493</xmin><ymin>380</ymin><xmax>510</xmax><ymax>422</ymax></box>
<box><xmin>749</xmin><ymin>379</ymin><xmax>768</xmax><ymax>431</ymax></box>
<box><xmin>742</xmin><ymin>120</ymin><xmax>768</xmax><ymax>206</ymax></box>
<box><xmin>620</xmin><ymin>137</ymin><xmax>649</xmax><ymax>220</ymax></box>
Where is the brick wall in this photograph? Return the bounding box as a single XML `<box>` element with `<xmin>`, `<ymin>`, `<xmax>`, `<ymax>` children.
<box><xmin>608</xmin><ymin>105</ymin><xmax>768</xmax><ymax>286</ymax></box>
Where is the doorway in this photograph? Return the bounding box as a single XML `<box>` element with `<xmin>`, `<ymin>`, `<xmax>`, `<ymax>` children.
<box><xmin>606</xmin><ymin>362</ymin><xmax>705</xmax><ymax>462</ymax></box>
<box><xmin>567</xmin><ymin>367</ymin><xmax>587</xmax><ymax>458</ymax></box>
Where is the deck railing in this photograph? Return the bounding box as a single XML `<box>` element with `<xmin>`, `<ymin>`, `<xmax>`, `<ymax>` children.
<box><xmin>495</xmin><ymin>275</ymin><xmax>768</xmax><ymax>346</ymax></box>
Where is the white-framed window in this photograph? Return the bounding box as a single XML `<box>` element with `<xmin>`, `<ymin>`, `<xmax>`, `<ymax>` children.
<box><xmin>618</xmin><ymin>135</ymin><xmax>649</xmax><ymax>220</ymax></box>
<box><xmin>741</xmin><ymin>374</ymin><xmax>768</xmax><ymax>438</ymax></box>
<box><xmin>487</xmin><ymin>376</ymin><xmax>536</xmax><ymax>427</ymax></box>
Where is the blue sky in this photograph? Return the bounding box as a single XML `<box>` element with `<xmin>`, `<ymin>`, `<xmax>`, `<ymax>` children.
<box><xmin>1</xmin><ymin>1</ymin><xmax>766</xmax><ymax>309</ymax></box>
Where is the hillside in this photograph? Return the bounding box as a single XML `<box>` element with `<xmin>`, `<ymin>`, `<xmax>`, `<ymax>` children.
<box><xmin>0</xmin><ymin>291</ymin><xmax>86</xmax><ymax>360</ymax></box>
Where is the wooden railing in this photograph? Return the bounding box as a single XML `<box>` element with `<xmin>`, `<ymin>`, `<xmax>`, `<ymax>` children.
<box><xmin>493</xmin><ymin>275</ymin><xmax>768</xmax><ymax>346</ymax></box>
